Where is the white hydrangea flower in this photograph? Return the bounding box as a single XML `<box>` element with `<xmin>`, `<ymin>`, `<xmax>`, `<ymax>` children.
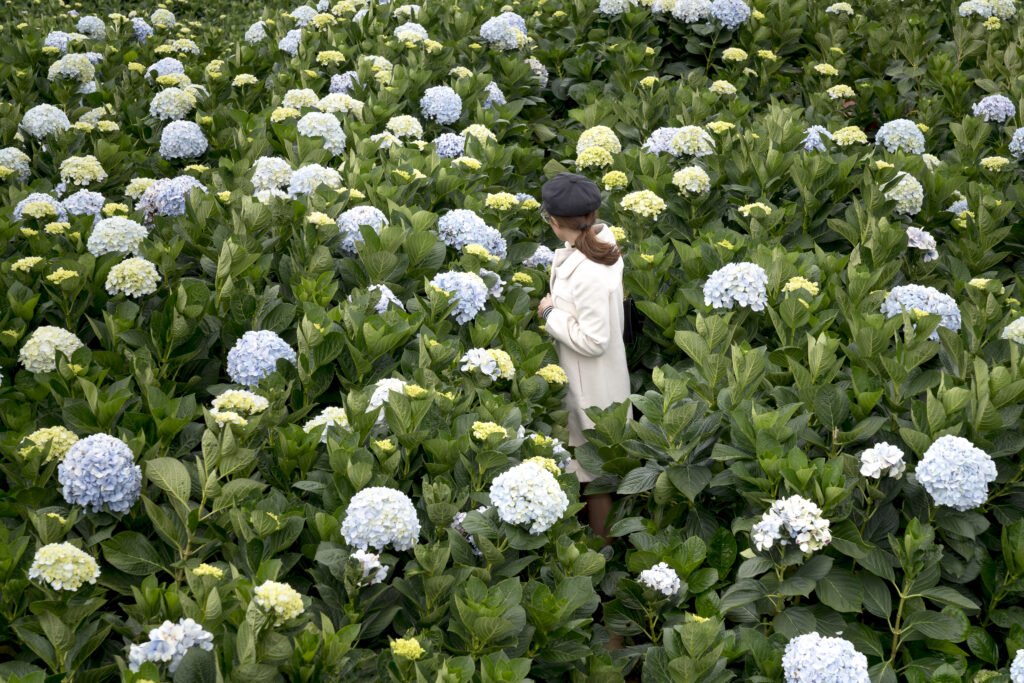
<box><xmin>1011</xmin><ymin>648</ymin><xmax>1024</xmax><ymax>683</ymax></box>
<box><xmin>1002</xmin><ymin>317</ymin><xmax>1024</xmax><ymax>345</ymax></box>
<box><xmin>341</xmin><ymin>487</ymin><xmax>421</xmax><ymax>551</ymax></box>
<box><xmin>637</xmin><ymin>562</ymin><xmax>681</xmax><ymax>597</ymax></box>
<box><xmin>782</xmin><ymin>632</ymin><xmax>870</xmax><ymax>683</ymax></box>
<box><xmin>87</xmin><ymin>217</ymin><xmax>149</xmax><ymax>256</ymax></box>
<box><xmin>29</xmin><ymin>543</ymin><xmax>100</xmax><ymax>590</ymax></box>
<box><xmin>20</xmin><ymin>326</ymin><xmax>85</xmax><ymax>373</ymax></box>
<box><xmin>884</xmin><ymin>172</ymin><xmax>924</xmax><ymax>216</ymax></box>
<box><xmin>351</xmin><ymin>549</ymin><xmax>389</xmax><ymax>585</ymax></box>
<box><xmin>105</xmin><ymin>258</ymin><xmax>161</xmax><ymax>297</ymax></box>
<box><xmin>751</xmin><ymin>495</ymin><xmax>831</xmax><ymax>553</ymax></box>
<box><xmin>859</xmin><ymin>442</ymin><xmax>906</xmax><ymax>479</ymax></box>
<box><xmin>916</xmin><ymin>435</ymin><xmax>997</xmax><ymax>511</ymax></box>
<box><xmin>253</xmin><ymin>580</ymin><xmax>304</xmax><ymax>625</ymax></box>
<box><xmin>489</xmin><ymin>461</ymin><xmax>569</xmax><ymax>534</ymax></box>
<box><xmin>211</xmin><ymin>390</ymin><xmax>269</xmax><ymax>415</ymax></box>
<box><xmin>303</xmin><ymin>406</ymin><xmax>350</xmax><ymax>442</ymax></box>
<box><xmin>669</xmin><ymin>125</ymin><xmax>716</xmax><ymax>157</ymax></box>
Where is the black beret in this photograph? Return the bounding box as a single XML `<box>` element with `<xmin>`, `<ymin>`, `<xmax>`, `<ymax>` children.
<box><xmin>541</xmin><ymin>173</ymin><xmax>602</xmax><ymax>217</ymax></box>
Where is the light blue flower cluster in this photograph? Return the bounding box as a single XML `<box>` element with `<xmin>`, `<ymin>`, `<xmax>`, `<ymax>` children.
<box><xmin>368</xmin><ymin>284</ymin><xmax>405</xmax><ymax>313</ymax></box>
<box><xmin>526</xmin><ymin>57</ymin><xmax>549</xmax><ymax>87</ymax></box>
<box><xmin>0</xmin><ymin>147</ymin><xmax>31</xmax><ymax>181</ymax></box>
<box><xmin>782</xmin><ymin>632</ymin><xmax>869</xmax><ymax>683</ymax></box>
<box><xmin>710</xmin><ymin>0</ymin><xmax>751</xmax><ymax>28</ymax></box>
<box><xmin>394</xmin><ymin>21</ymin><xmax>428</xmax><ymax>40</ymax></box>
<box><xmin>420</xmin><ymin>86</ymin><xmax>463</xmax><ymax>124</ymax></box>
<box><xmin>946</xmin><ymin>194</ymin><xmax>969</xmax><ymax>214</ymax></box>
<box><xmin>880</xmin><ymin>284</ymin><xmax>961</xmax><ymax>339</ymax></box>
<box><xmin>480</xmin><ymin>268</ymin><xmax>506</xmax><ymax>298</ymax></box>
<box><xmin>703</xmin><ymin>262</ymin><xmax>769</xmax><ymax>311</ymax></box>
<box><xmin>433</xmin><ymin>132</ymin><xmax>466</xmax><ymax>158</ymax></box>
<box><xmin>671</xmin><ymin>0</ymin><xmax>712</xmax><ymax>22</ymax></box>
<box><xmin>14</xmin><ymin>193</ymin><xmax>67</xmax><ymax>222</ymax></box>
<box><xmin>147</xmin><ymin>57</ymin><xmax>185</xmax><ymax>79</ymax></box>
<box><xmin>330</xmin><ymin>71</ymin><xmax>359</xmax><ymax>94</ymax></box>
<box><xmin>76</xmin><ymin>15</ymin><xmax>106</xmax><ymax>39</ymax></box>
<box><xmin>523</xmin><ymin>245</ymin><xmax>555</xmax><ymax>268</ymax></box>
<box><xmin>226</xmin><ymin>330</ymin><xmax>297</xmax><ymax>386</ymax></box>
<box><xmin>480</xmin><ymin>12</ymin><xmax>528</xmax><ymax>50</ymax></box>
<box><xmin>802</xmin><ymin>125</ymin><xmax>833</xmax><ymax>152</ymax></box>
<box><xmin>128</xmin><ymin>618</ymin><xmax>214</xmax><ymax>674</ymax></box>
<box><xmin>279</xmin><ymin>29</ymin><xmax>302</xmax><ymax>56</ymax></box>
<box><xmin>131</xmin><ymin>17</ymin><xmax>153</xmax><ymax>41</ymax></box>
<box><xmin>905</xmin><ymin>226</ymin><xmax>938</xmax><ymax>261</ymax></box>
<box><xmin>437</xmin><ymin>209</ymin><xmax>507</xmax><ymax>257</ymax></box>
<box><xmin>341</xmin><ymin>486</ymin><xmax>421</xmax><ymax>551</ymax></box>
<box><xmin>972</xmin><ymin>94</ymin><xmax>1016</xmax><ymax>123</ymax></box>
<box><xmin>1012</xmin><ymin>649</ymin><xmax>1024</xmax><ymax>683</ymax></box>
<box><xmin>44</xmin><ymin>31</ymin><xmax>80</xmax><ymax>52</ymax></box>
<box><xmin>64</xmin><ymin>190</ymin><xmax>105</xmax><ymax>217</ymax></box>
<box><xmin>159</xmin><ymin>121</ymin><xmax>208</xmax><ymax>160</ymax></box>
<box><xmin>337</xmin><ymin>206</ymin><xmax>388</xmax><ymax>253</ymax></box>
<box><xmin>483</xmin><ymin>82</ymin><xmax>506</xmax><ymax>109</ymax></box>
<box><xmin>642</xmin><ymin>127</ymin><xmax>682</xmax><ymax>155</ymax></box>
<box><xmin>137</xmin><ymin>176</ymin><xmax>207</xmax><ymax>217</ymax></box>
<box><xmin>20</xmin><ymin>104</ymin><xmax>71</xmax><ymax>139</ymax></box>
<box><xmin>1010</xmin><ymin>129</ymin><xmax>1024</xmax><ymax>159</ymax></box>
<box><xmin>598</xmin><ymin>0</ymin><xmax>632</xmax><ymax>16</ymax></box>
<box><xmin>916</xmin><ymin>435</ymin><xmax>996</xmax><ymax>511</ymax></box>
<box><xmin>58</xmin><ymin>434</ymin><xmax>142</xmax><ymax>513</ymax></box>
<box><xmin>291</xmin><ymin>5</ymin><xmax>318</xmax><ymax>26</ymax></box>
<box><xmin>876</xmin><ymin>119</ymin><xmax>926</xmax><ymax>154</ymax></box>
<box><xmin>245</xmin><ymin>21</ymin><xmax>267</xmax><ymax>44</ymax></box>
<box><xmin>430</xmin><ymin>270</ymin><xmax>490</xmax><ymax>323</ymax></box>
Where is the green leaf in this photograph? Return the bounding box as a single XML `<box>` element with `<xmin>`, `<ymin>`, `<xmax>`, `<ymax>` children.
<box><xmin>617</xmin><ymin>466</ymin><xmax>661</xmax><ymax>494</ymax></box>
<box><xmin>145</xmin><ymin>457</ymin><xmax>192</xmax><ymax>504</ymax></box>
<box><xmin>966</xmin><ymin>626</ymin><xmax>999</xmax><ymax>666</ymax></box>
<box><xmin>903</xmin><ymin>607</ymin><xmax>968</xmax><ymax>641</ymax></box>
<box><xmin>172</xmin><ymin>647</ymin><xmax>217</xmax><ymax>683</ymax></box>
<box><xmin>919</xmin><ymin>586</ymin><xmax>979</xmax><ymax>611</ymax></box>
<box><xmin>815</xmin><ymin>568</ymin><xmax>862</xmax><ymax>613</ymax></box>
<box><xmin>102</xmin><ymin>532</ymin><xmax>164</xmax><ymax>576</ymax></box>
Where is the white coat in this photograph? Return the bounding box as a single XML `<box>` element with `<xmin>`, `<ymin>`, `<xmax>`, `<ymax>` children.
<box><xmin>545</xmin><ymin>223</ymin><xmax>632</xmax><ymax>482</ymax></box>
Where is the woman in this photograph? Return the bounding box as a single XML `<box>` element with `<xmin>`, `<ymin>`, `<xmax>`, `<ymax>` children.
<box><xmin>536</xmin><ymin>173</ymin><xmax>632</xmax><ymax>540</ymax></box>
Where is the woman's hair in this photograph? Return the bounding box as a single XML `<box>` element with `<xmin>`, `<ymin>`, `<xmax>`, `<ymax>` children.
<box><xmin>551</xmin><ymin>211</ymin><xmax>621</xmax><ymax>265</ymax></box>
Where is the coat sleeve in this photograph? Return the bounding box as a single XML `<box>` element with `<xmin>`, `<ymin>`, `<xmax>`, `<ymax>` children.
<box><xmin>545</xmin><ymin>267</ymin><xmax>613</xmax><ymax>358</ymax></box>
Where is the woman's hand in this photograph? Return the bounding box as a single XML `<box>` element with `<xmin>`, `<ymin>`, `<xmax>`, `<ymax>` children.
<box><xmin>538</xmin><ymin>294</ymin><xmax>554</xmax><ymax>318</ymax></box>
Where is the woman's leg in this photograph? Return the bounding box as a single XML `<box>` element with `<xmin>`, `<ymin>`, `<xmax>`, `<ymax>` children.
<box><xmin>584</xmin><ymin>490</ymin><xmax>613</xmax><ymax>542</ymax></box>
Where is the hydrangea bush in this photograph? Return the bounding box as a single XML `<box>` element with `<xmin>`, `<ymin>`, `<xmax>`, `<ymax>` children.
<box><xmin>2</xmin><ymin>0</ymin><xmax>1024</xmax><ymax>680</ymax></box>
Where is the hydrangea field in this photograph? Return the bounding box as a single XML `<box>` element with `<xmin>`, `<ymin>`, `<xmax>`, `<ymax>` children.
<box><xmin>4</xmin><ymin>0</ymin><xmax>1024</xmax><ymax>680</ymax></box>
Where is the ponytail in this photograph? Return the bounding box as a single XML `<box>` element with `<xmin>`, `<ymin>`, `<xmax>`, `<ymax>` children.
<box><xmin>553</xmin><ymin>211</ymin><xmax>621</xmax><ymax>266</ymax></box>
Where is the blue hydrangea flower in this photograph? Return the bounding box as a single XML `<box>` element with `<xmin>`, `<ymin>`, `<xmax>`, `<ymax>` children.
<box><xmin>137</xmin><ymin>176</ymin><xmax>207</xmax><ymax>218</ymax></box>
<box><xmin>337</xmin><ymin>206</ymin><xmax>388</xmax><ymax>253</ymax></box>
<box><xmin>642</xmin><ymin>127</ymin><xmax>682</xmax><ymax>155</ymax></box>
<box><xmin>76</xmin><ymin>15</ymin><xmax>106</xmax><ymax>39</ymax></box>
<box><xmin>672</xmin><ymin>0</ymin><xmax>712</xmax><ymax>22</ymax></box>
<box><xmin>598</xmin><ymin>0</ymin><xmax>632</xmax><ymax>14</ymax></box>
<box><xmin>245</xmin><ymin>21</ymin><xmax>267</xmax><ymax>44</ymax></box>
<box><xmin>131</xmin><ymin>18</ymin><xmax>154</xmax><ymax>41</ymax></box>
<box><xmin>1010</xmin><ymin>128</ymin><xmax>1024</xmax><ymax>159</ymax></box>
<box><xmin>44</xmin><ymin>31</ymin><xmax>77</xmax><ymax>52</ymax></box>
<box><xmin>58</xmin><ymin>434</ymin><xmax>142</xmax><ymax>513</ymax></box>
<box><xmin>710</xmin><ymin>0</ymin><xmax>751</xmax><ymax>29</ymax></box>
<box><xmin>946</xmin><ymin>197</ymin><xmax>969</xmax><ymax>214</ymax></box>
<box><xmin>524</xmin><ymin>245</ymin><xmax>555</xmax><ymax>268</ymax></box>
<box><xmin>703</xmin><ymin>262</ymin><xmax>768</xmax><ymax>311</ymax></box>
<box><xmin>226</xmin><ymin>330</ymin><xmax>297</xmax><ymax>386</ymax></box>
<box><xmin>14</xmin><ymin>193</ymin><xmax>67</xmax><ymax>222</ymax></box>
<box><xmin>802</xmin><ymin>125</ymin><xmax>833</xmax><ymax>152</ymax></box>
<box><xmin>159</xmin><ymin>121</ymin><xmax>208</xmax><ymax>160</ymax></box>
<box><xmin>480</xmin><ymin>12</ymin><xmax>528</xmax><ymax>50</ymax></box>
<box><xmin>782</xmin><ymin>633</ymin><xmax>869</xmax><ymax>683</ymax></box>
<box><xmin>876</xmin><ymin>119</ymin><xmax>926</xmax><ymax>154</ymax></box>
<box><xmin>480</xmin><ymin>268</ymin><xmax>505</xmax><ymax>298</ymax></box>
<box><xmin>916</xmin><ymin>435</ymin><xmax>996</xmax><ymax>511</ymax></box>
<box><xmin>63</xmin><ymin>190</ymin><xmax>105</xmax><ymax>217</ymax></box>
<box><xmin>433</xmin><ymin>133</ymin><xmax>466</xmax><ymax>158</ymax></box>
<box><xmin>884</xmin><ymin>172</ymin><xmax>924</xmax><ymax>216</ymax></box>
<box><xmin>420</xmin><ymin>86</ymin><xmax>463</xmax><ymax>124</ymax></box>
<box><xmin>368</xmin><ymin>284</ymin><xmax>405</xmax><ymax>313</ymax></box>
<box><xmin>394</xmin><ymin>21</ymin><xmax>429</xmax><ymax>40</ymax></box>
<box><xmin>880</xmin><ymin>284</ymin><xmax>960</xmax><ymax>339</ymax></box>
<box><xmin>147</xmin><ymin>57</ymin><xmax>184</xmax><ymax>80</ymax></box>
<box><xmin>430</xmin><ymin>271</ymin><xmax>490</xmax><ymax>323</ymax></box>
<box><xmin>483</xmin><ymin>82</ymin><xmax>506</xmax><ymax>109</ymax></box>
<box><xmin>20</xmin><ymin>104</ymin><xmax>71</xmax><ymax>139</ymax></box>
<box><xmin>279</xmin><ymin>29</ymin><xmax>302</xmax><ymax>56</ymax></box>
<box><xmin>330</xmin><ymin>71</ymin><xmax>359</xmax><ymax>94</ymax></box>
<box><xmin>972</xmin><ymin>94</ymin><xmax>1015</xmax><ymax>123</ymax></box>
<box><xmin>437</xmin><ymin>209</ymin><xmax>507</xmax><ymax>258</ymax></box>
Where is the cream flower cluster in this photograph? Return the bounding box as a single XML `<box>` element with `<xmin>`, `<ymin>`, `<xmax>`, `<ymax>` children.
<box><xmin>253</xmin><ymin>580</ymin><xmax>305</xmax><ymax>625</ymax></box>
<box><xmin>29</xmin><ymin>542</ymin><xmax>100</xmax><ymax>590</ymax></box>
